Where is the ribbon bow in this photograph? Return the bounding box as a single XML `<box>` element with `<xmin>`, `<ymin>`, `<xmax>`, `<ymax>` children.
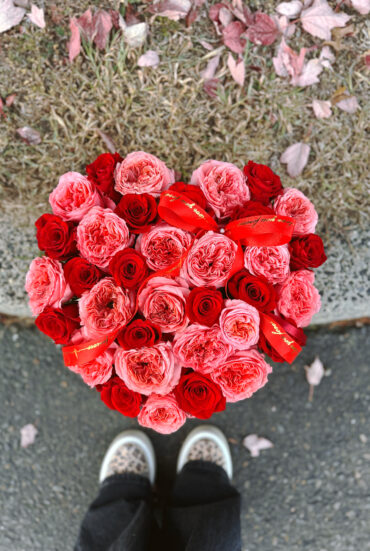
<box><xmin>63</xmin><ymin>190</ymin><xmax>302</xmax><ymax>368</ymax></box>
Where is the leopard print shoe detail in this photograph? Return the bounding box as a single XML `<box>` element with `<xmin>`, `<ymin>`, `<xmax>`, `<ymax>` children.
<box><xmin>105</xmin><ymin>443</ymin><xmax>150</xmax><ymax>478</ymax></box>
<box><xmin>186</xmin><ymin>438</ymin><xmax>227</xmax><ymax>470</ymax></box>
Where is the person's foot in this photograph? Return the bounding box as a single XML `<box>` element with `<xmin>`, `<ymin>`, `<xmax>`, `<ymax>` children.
<box><xmin>176</xmin><ymin>425</ymin><xmax>233</xmax><ymax>479</ymax></box>
<box><xmin>99</xmin><ymin>430</ymin><xmax>156</xmax><ymax>484</ymax></box>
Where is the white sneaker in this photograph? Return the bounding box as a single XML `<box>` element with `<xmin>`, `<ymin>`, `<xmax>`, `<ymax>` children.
<box><xmin>99</xmin><ymin>430</ymin><xmax>156</xmax><ymax>485</ymax></box>
<box><xmin>176</xmin><ymin>425</ymin><xmax>233</xmax><ymax>479</ymax></box>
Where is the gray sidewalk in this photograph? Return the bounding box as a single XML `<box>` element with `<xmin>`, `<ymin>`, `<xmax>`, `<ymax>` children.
<box><xmin>0</xmin><ymin>322</ymin><xmax>369</xmax><ymax>550</ymax></box>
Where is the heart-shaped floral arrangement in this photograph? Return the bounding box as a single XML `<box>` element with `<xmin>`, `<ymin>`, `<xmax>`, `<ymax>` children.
<box><xmin>26</xmin><ymin>151</ymin><xmax>326</xmax><ymax>434</ymax></box>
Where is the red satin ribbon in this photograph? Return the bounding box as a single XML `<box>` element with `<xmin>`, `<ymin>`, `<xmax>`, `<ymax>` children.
<box><xmin>259</xmin><ymin>312</ymin><xmax>302</xmax><ymax>364</ymax></box>
<box><xmin>63</xmin><ymin>331</ymin><xmax>119</xmax><ymax>367</ymax></box>
<box><xmin>158</xmin><ymin>190</ymin><xmax>295</xmax><ymax>246</ymax></box>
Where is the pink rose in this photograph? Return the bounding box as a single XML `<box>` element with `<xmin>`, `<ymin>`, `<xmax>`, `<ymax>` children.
<box><xmin>173</xmin><ymin>324</ymin><xmax>234</xmax><ymax>374</ymax></box>
<box><xmin>79</xmin><ymin>277</ymin><xmax>133</xmax><ymax>339</ymax></box>
<box><xmin>138</xmin><ymin>276</ymin><xmax>190</xmax><ymax>333</ymax></box>
<box><xmin>244</xmin><ymin>244</ymin><xmax>290</xmax><ymax>285</ymax></box>
<box><xmin>190</xmin><ymin>160</ymin><xmax>250</xmax><ymax>219</ymax></box>
<box><xmin>25</xmin><ymin>256</ymin><xmax>71</xmax><ymax>316</ymax></box>
<box><xmin>114</xmin><ymin>151</ymin><xmax>174</xmax><ymax>196</ymax></box>
<box><xmin>138</xmin><ymin>393</ymin><xmax>187</xmax><ymax>434</ymax></box>
<box><xmin>219</xmin><ymin>299</ymin><xmax>260</xmax><ymax>350</ymax></box>
<box><xmin>136</xmin><ymin>224</ymin><xmax>192</xmax><ymax>271</ymax></box>
<box><xmin>49</xmin><ymin>172</ymin><xmax>104</xmax><ymax>222</ymax></box>
<box><xmin>277</xmin><ymin>269</ymin><xmax>321</xmax><ymax>327</ymax></box>
<box><xmin>115</xmin><ymin>342</ymin><xmax>181</xmax><ymax>396</ymax></box>
<box><xmin>211</xmin><ymin>349</ymin><xmax>272</xmax><ymax>402</ymax></box>
<box><xmin>182</xmin><ymin>231</ymin><xmax>238</xmax><ymax>288</ymax></box>
<box><xmin>69</xmin><ymin>348</ymin><xmax>114</xmax><ymax>388</ymax></box>
<box><xmin>273</xmin><ymin>188</ymin><xmax>318</xmax><ymax>236</ymax></box>
<box><xmin>77</xmin><ymin>207</ymin><xmax>130</xmax><ymax>270</ymax></box>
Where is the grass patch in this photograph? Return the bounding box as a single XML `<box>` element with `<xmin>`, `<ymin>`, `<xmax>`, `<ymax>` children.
<box><xmin>0</xmin><ymin>4</ymin><xmax>369</xmax><ymax>243</ymax></box>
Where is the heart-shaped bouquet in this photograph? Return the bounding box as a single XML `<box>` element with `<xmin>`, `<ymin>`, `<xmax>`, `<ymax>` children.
<box><xmin>26</xmin><ymin>151</ymin><xmax>326</xmax><ymax>434</ymax></box>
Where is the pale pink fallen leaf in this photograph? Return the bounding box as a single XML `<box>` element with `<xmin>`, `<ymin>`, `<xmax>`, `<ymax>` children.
<box><xmin>245</xmin><ymin>12</ymin><xmax>279</xmax><ymax>46</ymax></box>
<box><xmin>68</xmin><ymin>17</ymin><xmax>81</xmax><ymax>62</ymax></box>
<box><xmin>243</xmin><ymin>434</ymin><xmax>274</xmax><ymax>457</ymax></box>
<box><xmin>20</xmin><ymin>423</ymin><xmax>38</xmax><ymax>448</ymax></box>
<box><xmin>0</xmin><ymin>0</ymin><xmax>25</xmax><ymax>33</ymax></box>
<box><xmin>276</xmin><ymin>1</ymin><xmax>303</xmax><ymax>18</ymax></box>
<box><xmin>227</xmin><ymin>52</ymin><xmax>245</xmax><ymax>86</ymax></box>
<box><xmin>311</xmin><ymin>99</ymin><xmax>332</xmax><ymax>118</ymax></box>
<box><xmin>280</xmin><ymin>142</ymin><xmax>310</xmax><ymax>177</ymax></box>
<box><xmin>319</xmin><ymin>45</ymin><xmax>335</xmax><ymax>69</ymax></box>
<box><xmin>222</xmin><ymin>20</ymin><xmax>247</xmax><ymax>53</ymax></box>
<box><xmin>300</xmin><ymin>0</ymin><xmax>351</xmax><ymax>40</ymax></box>
<box><xmin>122</xmin><ymin>21</ymin><xmax>147</xmax><ymax>47</ymax></box>
<box><xmin>0</xmin><ymin>98</ymin><xmax>4</xmax><ymax>118</ymax></box>
<box><xmin>350</xmin><ymin>0</ymin><xmax>370</xmax><ymax>14</ymax></box>
<box><xmin>305</xmin><ymin>356</ymin><xmax>325</xmax><ymax>386</ymax></box>
<box><xmin>96</xmin><ymin>130</ymin><xmax>116</xmax><ymax>153</ymax></box>
<box><xmin>200</xmin><ymin>40</ymin><xmax>214</xmax><ymax>50</ymax></box>
<box><xmin>336</xmin><ymin>96</ymin><xmax>359</xmax><ymax>113</ymax></box>
<box><xmin>274</xmin><ymin>15</ymin><xmax>297</xmax><ymax>38</ymax></box>
<box><xmin>76</xmin><ymin>8</ymin><xmax>94</xmax><ymax>40</ymax></box>
<box><xmin>203</xmin><ymin>78</ymin><xmax>219</xmax><ymax>98</ymax></box>
<box><xmin>295</xmin><ymin>58</ymin><xmax>323</xmax><ymax>86</ymax></box>
<box><xmin>16</xmin><ymin>126</ymin><xmax>42</xmax><ymax>144</ymax></box>
<box><xmin>28</xmin><ymin>4</ymin><xmax>45</xmax><ymax>28</ymax></box>
<box><xmin>92</xmin><ymin>10</ymin><xmax>112</xmax><ymax>50</ymax></box>
<box><xmin>149</xmin><ymin>0</ymin><xmax>192</xmax><ymax>20</ymax></box>
<box><xmin>218</xmin><ymin>6</ymin><xmax>233</xmax><ymax>27</ymax></box>
<box><xmin>200</xmin><ymin>54</ymin><xmax>220</xmax><ymax>80</ymax></box>
<box><xmin>5</xmin><ymin>93</ymin><xmax>16</xmax><ymax>107</ymax></box>
<box><xmin>138</xmin><ymin>50</ymin><xmax>160</xmax><ymax>67</ymax></box>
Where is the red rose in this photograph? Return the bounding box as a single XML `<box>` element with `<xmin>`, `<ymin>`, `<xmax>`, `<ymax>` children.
<box><xmin>35</xmin><ymin>303</ymin><xmax>80</xmax><ymax>344</ymax></box>
<box><xmin>169</xmin><ymin>182</ymin><xmax>208</xmax><ymax>210</ymax></box>
<box><xmin>109</xmin><ymin>249</ymin><xmax>148</xmax><ymax>289</ymax></box>
<box><xmin>115</xmin><ymin>193</ymin><xmax>157</xmax><ymax>233</ymax></box>
<box><xmin>227</xmin><ymin>270</ymin><xmax>276</xmax><ymax>313</ymax></box>
<box><xmin>86</xmin><ymin>152</ymin><xmax>122</xmax><ymax>201</ymax></box>
<box><xmin>243</xmin><ymin>161</ymin><xmax>283</xmax><ymax>205</ymax></box>
<box><xmin>186</xmin><ymin>287</ymin><xmax>223</xmax><ymax>327</ymax></box>
<box><xmin>64</xmin><ymin>257</ymin><xmax>103</xmax><ymax>297</ymax></box>
<box><xmin>97</xmin><ymin>376</ymin><xmax>142</xmax><ymax>417</ymax></box>
<box><xmin>117</xmin><ymin>319</ymin><xmax>161</xmax><ymax>350</ymax></box>
<box><xmin>289</xmin><ymin>234</ymin><xmax>327</xmax><ymax>270</ymax></box>
<box><xmin>231</xmin><ymin>200</ymin><xmax>274</xmax><ymax>221</ymax></box>
<box><xmin>174</xmin><ymin>372</ymin><xmax>226</xmax><ymax>419</ymax></box>
<box><xmin>258</xmin><ymin>314</ymin><xmax>306</xmax><ymax>362</ymax></box>
<box><xmin>35</xmin><ymin>214</ymin><xmax>77</xmax><ymax>260</ymax></box>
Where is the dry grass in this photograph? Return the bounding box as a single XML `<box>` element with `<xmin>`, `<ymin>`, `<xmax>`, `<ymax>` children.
<box><xmin>0</xmin><ymin>1</ymin><xmax>369</xmax><ymax>243</ymax></box>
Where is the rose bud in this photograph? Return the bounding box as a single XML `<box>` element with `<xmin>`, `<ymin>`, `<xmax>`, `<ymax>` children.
<box><xmin>117</xmin><ymin>319</ymin><xmax>161</xmax><ymax>350</ymax></box>
<box><xmin>35</xmin><ymin>214</ymin><xmax>77</xmax><ymax>261</ymax></box>
<box><xmin>227</xmin><ymin>269</ymin><xmax>276</xmax><ymax>313</ymax></box>
<box><xmin>109</xmin><ymin>249</ymin><xmax>149</xmax><ymax>290</ymax></box>
<box><xmin>97</xmin><ymin>376</ymin><xmax>142</xmax><ymax>417</ymax></box>
<box><xmin>64</xmin><ymin>257</ymin><xmax>103</xmax><ymax>297</ymax></box>
<box><xmin>86</xmin><ymin>152</ymin><xmax>123</xmax><ymax>201</ymax></box>
<box><xmin>289</xmin><ymin>234</ymin><xmax>327</xmax><ymax>270</ymax></box>
<box><xmin>243</xmin><ymin>161</ymin><xmax>283</xmax><ymax>205</ymax></box>
<box><xmin>35</xmin><ymin>303</ymin><xmax>80</xmax><ymax>345</ymax></box>
<box><xmin>115</xmin><ymin>193</ymin><xmax>158</xmax><ymax>233</ymax></box>
<box><xmin>185</xmin><ymin>287</ymin><xmax>224</xmax><ymax>327</ymax></box>
<box><xmin>174</xmin><ymin>372</ymin><xmax>226</xmax><ymax>419</ymax></box>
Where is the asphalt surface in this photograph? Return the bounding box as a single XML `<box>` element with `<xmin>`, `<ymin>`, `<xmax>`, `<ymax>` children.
<box><xmin>0</xmin><ymin>323</ymin><xmax>369</xmax><ymax>551</ymax></box>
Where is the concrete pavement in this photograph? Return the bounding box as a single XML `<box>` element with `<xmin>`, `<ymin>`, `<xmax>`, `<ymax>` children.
<box><xmin>0</xmin><ymin>323</ymin><xmax>369</xmax><ymax>550</ymax></box>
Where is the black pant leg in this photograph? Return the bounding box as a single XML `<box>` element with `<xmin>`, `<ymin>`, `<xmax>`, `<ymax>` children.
<box><xmin>75</xmin><ymin>473</ymin><xmax>158</xmax><ymax>551</ymax></box>
<box><xmin>164</xmin><ymin>460</ymin><xmax>241</xmax><ymax>551</ymax></box>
